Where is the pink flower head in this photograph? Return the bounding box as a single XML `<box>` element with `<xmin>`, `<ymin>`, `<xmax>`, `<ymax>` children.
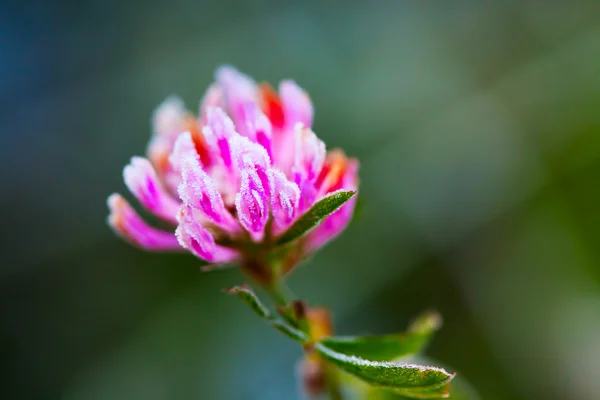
<box><xmin>108</xmin><ymin>66</ymin><xmax>359</xmax><ymax>274</ymax></box>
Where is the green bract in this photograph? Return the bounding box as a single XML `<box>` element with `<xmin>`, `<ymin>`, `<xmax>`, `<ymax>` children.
<box><xmin>275</xmin><ymin>190</ymin><xmax>356</xmax><ymax>246</ymax></box>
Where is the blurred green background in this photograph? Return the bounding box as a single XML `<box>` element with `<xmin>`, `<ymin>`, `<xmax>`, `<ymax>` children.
<box><xmin>2</xmin><ymin>1</ymin><xmax>600</xmax><ymax>399</ymax></box>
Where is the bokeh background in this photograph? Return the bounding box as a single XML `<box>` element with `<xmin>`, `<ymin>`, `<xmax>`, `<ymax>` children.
<box><xmin>2</xmin><ymin>1</ymin><xmax>600</xmax><ymax>399</ymax></box>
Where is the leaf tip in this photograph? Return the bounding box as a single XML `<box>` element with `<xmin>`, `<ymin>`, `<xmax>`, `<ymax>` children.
<box><xmin>222</xmin><ymin>283</ymin><xmax>250</xmax><ymax>294</ymax></box>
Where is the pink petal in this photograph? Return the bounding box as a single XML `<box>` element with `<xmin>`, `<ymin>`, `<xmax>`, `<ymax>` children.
<box><xmin>152</xmin><ymin>96</ymin><xmax>188</xmax><ymax>138</ymax></box>
<box><xmin>215</xmin><ymin>66</ymin><xmax>258</xmax><ymax>135</ymax></box>
<box><xmin>306</xmin><ymin>161</ymin><xmax>359</xmax><ymax>251</ymax></box>
<box><xmin>270</xmin><ymin>169</ymin><xmax>300</xmax><ymax>233</ymax></box>
<box><xmin>231</xmin><ymin>135</ymin><xmax>272</xmax><ymax>207</ymax></box>
<box><xmin>231</xmin><ymin>134</ymin><xmax>271</xmax><ymax>171</ymax></box>
<box><xmin>123</xmin><ymin>157</ymin><xmax>180</xmax><ymax>223</ymax></box>
<box><xmin>280</xmin><ymin>80</ymin><xmax>314</xmax><ymax>128</ymax></box>
<box><xmin>202</xmin><ymin>107</ymin><xmax>237</xmax><ymax>170</ymax></box>
<box><xmin>243</xmin><ymin>103</ymin><xmax>273</xmax><ymax>159</ymax></box>
<box><xmin>293</xmin><ymin>124</ymin><xmax>326</xmax><ymax>185</ymax></box>
<box><xmin>178</xmin><ymin>154</ymin><xmax>238</xmax><ymax>233</ymax></box>
<box><xmin>176</xmin><ymin>206</ymin><xmax>238</xmax><ymax>263</ymax></box>
<box><xmin>170</xmin><ymin>132</ymin><xmax>199</xmax><ymax>169</ymax></box>
<box><xmin>199</xmin><ymin>84</ymin><xmax>224</xmax><ymax>124</ymax></box>
<box><xmin>147</xmin><ymin>97</ymin><xmax>190</xmax><ymax>182</ymax></box>
<box><xmin>297</xmin><ymin>180</ymin><xmax>318</xmax><ymax>214</ymax></box>
<box><xmin>235</xmin><ymin>166</ymin><xmax>270</xmax><ymax>240</ymax></box>
<box><xmin>107</xmin><ymin>194</ymin><xmax>181</xmax><ymax>251</ymax></box>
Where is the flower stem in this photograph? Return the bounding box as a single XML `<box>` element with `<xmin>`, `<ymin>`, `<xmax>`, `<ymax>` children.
<box><xmin>326</xmin><ymin>366</ymin><xmax>344</xmax><ymax>400</ymax></box>
<box><xmin>328</xmin><ymin>385</ymin><xmax>343</xmax><ymax>400</ymax></box>
<box><xmin>266</xmin><ymin>277</ymin><xmax>295</xmax><ymax>306</ymax></box>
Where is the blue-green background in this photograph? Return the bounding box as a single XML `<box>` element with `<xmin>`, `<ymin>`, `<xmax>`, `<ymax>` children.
<box><xmin>2</xmin><ymin>1</ymin><xmax>600</xmax><ymax>399</ymax></box>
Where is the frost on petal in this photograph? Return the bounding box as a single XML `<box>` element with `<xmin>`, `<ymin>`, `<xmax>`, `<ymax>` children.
<box><xmin>215</xmin><ymin>66</ymin><xmax>258</xmax><ymax>135</ymax></box>
<box><xmin>293</xmin><ymin>124</ymin><xmax>326</xmax><ymax>186</ymax></box>
<box><xmin>231</xmin><ymin>135</ymin><xmax>272</xmax><ymax>205</ymax></box>
<box><xmin>280</xmin><ymin>80</ymin><xmax>314</xmax><ymax>128</ymax></box>
<box><xmin>243</xmin><ymin>103</ymin><xmax>273</xmax><ymax>159</ymax></box>
<box><xmin>107</xmin><ymin>194</ymin><xmax>181</xmax><ymax>251</ymax></box>
<box><xmin>178</xmin><ymin>155</ymin><xmax>238</xmax><ymax>233</ymax></box>
<box><xmin>176</xmin><ymin>206</ymin><xmax>238</xmax><ymax>263</ymax></box>
<box><xmin>123</xmin><ymin>157</ymin><xmax>180</xmax><ymax>223</ymax></box>
<box><xmin>270</xmin><ymin>169</ymin><xmax>300</xmax><ymax>233</ymax></box>
<box><xmin>203</xmin><ymin>107</ymin><xmax>237</xmax><ymax>170</ymax></box>
<box><xmin>235</xmin><ymin>167</ymin><xmax>270</xmax><ymax>239</ymax></box>
<box><xmin>170</xmin><ymin>132</ymin><xmax>199</xmax><ymax>170</ymax></box>
<box><xmin>231</xmin><ymin>134</ymin><xmax>271</xmax><ymax>171</ymax></box>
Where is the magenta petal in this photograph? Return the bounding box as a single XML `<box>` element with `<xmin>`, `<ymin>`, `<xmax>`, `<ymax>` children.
<box><xmin>151</xmin><ymin>96</ymin><xmax>188</xmax><ymax>138</ymax></box>
<box><xmin>270</xmin><ymin>169</ymin><xmax>300</xmax><ymax>233</ymax></box>
<box><xmin>176</xmin><ymin>206</ymin><xmax>238</xmax><ymax>263</ymax></box>
<box><xmin>170</xmin><ymin>132</ymin><xmax>200</xmax><ymax>170</ymax></box>
<box><xmin>293</xmin><ymin>124</ymin><xmax>326</xmax><ymax>185</ymax></box>
<box><xmin>123</xmin><ymin>157</ymin><xmax>180</xmax><ymax>223</ymax></box>
<box><xmin>215</xmin><ymin>66</ymin><xmax>258</xmax><ymax>135</ymax></box>
<box><xmin>280</xmin><ymin>80</ymin><xmax>314</xmax><ymax>128</ymax></box>
<box><xmin>147</xmin><ymin>97</ymin><xmax>191</xmax><ymax>191</ymax></box>
<box><xmin>107</xmin><ymin>194</ymin><xmax>181</xmax><ymax>251</ymax></box>
<box><xmin>232</xmin><ymin>135</ymin><xmax>272</xmax><ymax>207</ymax></box>
<box><xmin>235</xmin><ymin>167</ymin><xmax>270</xmax><ymax>239</ymax></box>
<box><xmin>243</xmin><ymin>103</ymin><xmax>273</xmax><ymax>159</ymax></box>
<box><xmin>199</xmin><ymin>84</ymin><xmax>224</xmax><ymax>123</ymax></box>
<box><xmin>203</xmin><ymin>107</ymin><xmax>237</xmax><ymax>170</ymax></box>
<box><xmin>178</xmin><ymin>154</ymin><xmax>238</xmax><ymax>233</ymax></box>
<box><xmin>231</xmin><ymin>135</ymin><xmax>271</xmax><ymax>171</ymax></box>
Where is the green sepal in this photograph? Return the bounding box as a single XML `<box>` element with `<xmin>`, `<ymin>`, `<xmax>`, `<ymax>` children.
<box><xmin>275</xmin><ymin>190</ymin><xmax>356</xmax><ymax>246</ymax></box>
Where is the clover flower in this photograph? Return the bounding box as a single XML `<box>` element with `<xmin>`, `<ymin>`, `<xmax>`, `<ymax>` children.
<box><xmin>108</xmin><ymin>66</ymin><xmax>358</xmax><ymax>275</ymax></box>
<box><xmin>106</xmin><ymin>67</ymin><xmax>458</xmax><ymax>399</ymax></box>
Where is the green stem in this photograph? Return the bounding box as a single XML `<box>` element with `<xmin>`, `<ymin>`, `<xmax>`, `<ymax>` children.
<box><xmin>328</xmin><ymin>386</ymin><xmax>343</xmax><ymax>400</ymax></box>
<box><xmin>326</xmin><ymin>367</ymin><xmax>344</xmax><ymax>400</ymax></box>
<box><xmin>266</xmin><ymin>277</ymin><xmax>295</xmax><ymax>306</ymax></box>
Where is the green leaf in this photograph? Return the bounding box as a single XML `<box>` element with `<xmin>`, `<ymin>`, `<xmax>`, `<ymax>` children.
<box><xmin>316</xmin><ymin>342</ymin><xmax>454</xmax><ymax>399</ymax></box>
<box><xmin>275</xmin><ymin>190</ymin><xmax>356</xmax><ymax>246</ymax></box>
<box><xmin>354</xmin><ymin>359</ymin><xmax>480</xmax><ymax>400</ymax></box>
<box><xmin>225</xmin><ymin>285</ymin><xmax>308</xmax><ymax>343</ymax></box>
<box><xmin>318</xmin><ymin>310</ymin><xmax>442</xmax><ymax>361</ymax></box>
<box><xmin>271</xmin><ymin>319</ymin><xmax>308</xmax><ymax>342</ymax></box>
<box><xmin>400</xmin><ymin>357</ymin><xmax>480</xmax><ymax>400</ymax></box>
<box><xmin>224</xmin><ymin>286</ymin><xmax>271</xmax><ymax>318</ymax></box>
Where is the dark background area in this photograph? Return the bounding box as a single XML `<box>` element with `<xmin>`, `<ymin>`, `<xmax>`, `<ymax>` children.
<box><xmin>2</xmin><ymin>1</ymin><xmax>600</xmax><ymax>399</ymax></box>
